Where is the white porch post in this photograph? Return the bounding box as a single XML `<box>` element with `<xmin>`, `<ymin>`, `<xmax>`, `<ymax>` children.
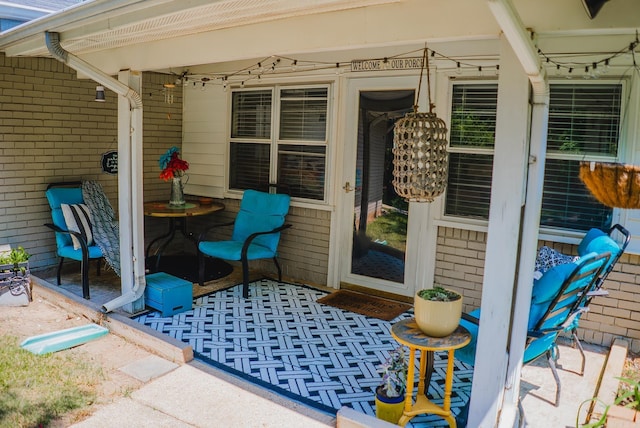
<box><xmin>467</xmin><ymin>37</ymin><xmax>531</xmax><ymax>427</ymax></box>
<box><xmin>118</xmin><ymin>70</ymin><xmax>146</xmax><ymax>314</ymax></box>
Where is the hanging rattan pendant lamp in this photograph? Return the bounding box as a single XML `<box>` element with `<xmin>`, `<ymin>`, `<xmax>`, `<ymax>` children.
<box><xmin>579</xmin><ymin>161</ymin><xmax>640</xmax><ymax>209</ymax></box>
<box><xmin>392</xmin><ymin>46</ymin><xmax>449</xmax><ymax>203</ymax></box>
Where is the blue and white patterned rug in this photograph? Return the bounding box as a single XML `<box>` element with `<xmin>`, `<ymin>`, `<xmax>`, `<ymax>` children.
<box><xmin>135</xmin><ymin>279</ymin><xmax>473</xmax><ymax>426</ymax></box>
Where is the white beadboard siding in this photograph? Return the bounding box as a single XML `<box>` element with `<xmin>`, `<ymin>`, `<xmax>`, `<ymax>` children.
<box><xmin>182</xmin><ymin>84</ymin><xmax>227</xmax><ymax>198</ymax></box>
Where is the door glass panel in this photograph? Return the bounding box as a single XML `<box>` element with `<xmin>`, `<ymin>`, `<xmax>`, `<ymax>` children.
<box><xmin>350</xmin><ymin>90</ymin><xmax>414</xmax><ymax>283</ymax></box>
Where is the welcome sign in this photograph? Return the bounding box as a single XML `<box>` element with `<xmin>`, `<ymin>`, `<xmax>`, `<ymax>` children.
<box><xmin>351</xmin><ymin>57</ymin><xmax>424</xmax><ymax>72</ymax></box>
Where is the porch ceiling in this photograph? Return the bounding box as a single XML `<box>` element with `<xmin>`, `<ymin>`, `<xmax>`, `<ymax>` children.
<box><xmin>0</xmin><ymin>0</ymin><xmax>638</xmax><ymax>76</ymax></box>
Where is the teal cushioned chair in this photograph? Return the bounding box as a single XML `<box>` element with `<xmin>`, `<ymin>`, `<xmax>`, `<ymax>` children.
<box><xmin>567</xmin><ymin>224</ymin><xmax>629</xmax><ymax>372</ymax></box>
<box><xmin>197</xmin><ymin>190</ymin><xmax>291</xmax><ymax>298</ymax></box>
<box><xmin>456</xmin><ymin>251</ymin><xmax>610</xmax><ymax>409</ymax></box>
<box><xmin>45</xmin><ymin>183</ymin><xmax>103</xmax><ymax>299</ymax></box>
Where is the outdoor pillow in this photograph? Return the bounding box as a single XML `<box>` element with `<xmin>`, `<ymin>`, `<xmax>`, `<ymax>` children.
<box><xmin>534</xmin><ymin>246</ymin><xmax>577</xmax><ymax>274</ymax></box>
<box><xmin>577</xmin><ymin>228</ymin><xmax>606</xmax><ymax>256</ymax></box>
<box><xmin>61</xmin><ymin>203</ymin><xmax>94</xmax><ymax>250</ymax></box>
<box><xmin>583</xmin><ymin>235</ymin><xmax>619</xmax><ymax>271</ymax></box>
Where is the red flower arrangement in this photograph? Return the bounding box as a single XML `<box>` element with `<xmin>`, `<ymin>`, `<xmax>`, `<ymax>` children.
<box><xmin>159</xmin><ymin>146</ymin><xmax>189</xmax><ymax>181</ymax></box>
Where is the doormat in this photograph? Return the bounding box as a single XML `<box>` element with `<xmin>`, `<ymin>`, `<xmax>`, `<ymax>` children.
<box><xmin>145</xmin><ymin>254</ymin><xmax>233</xmax><ymax>284</ymax></box>
<box><xmin>316</xmin><ymin>289</ymin><xmax>411</xmax><ymax>321</ymax></box>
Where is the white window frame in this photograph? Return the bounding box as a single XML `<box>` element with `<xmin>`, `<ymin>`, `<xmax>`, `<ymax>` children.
<box><xmin>227</xmin><ymin>83</ymin><xmax>332</xmax><ymax>204</ymax></box>
<box><xmin>539</xmin><ymin>79</ymin><xmax>626</xmax><ymax>238</ymax></box>
<box><xmin>441</xmin><ymin>79</ymin><xmax>498</xmax><ymax>226</ymax></box>
<box><xmin>439</xmin><ymin>78</ymin><xmax>626</xmax><ymax>236</ymax></box>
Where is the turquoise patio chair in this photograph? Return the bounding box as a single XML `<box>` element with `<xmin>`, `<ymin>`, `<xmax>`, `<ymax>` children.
<box><xmin>456</xmin><ymin>251</ymin><xmax>610</xmax><ymax>414</ymax></box>
<box><xmin>44</xmin><ymin>182</ymin><xmax>103</xmax><ymax>299</ymax></box>
<box><xmin>567</xmin><ymin>223</ymin><xmax>629</xmax><ymax>373</ymax></box>
<box><xmin>197</xmin><ymin>189</ymin><xmax>291</xmax><ymax>298</ymax></box>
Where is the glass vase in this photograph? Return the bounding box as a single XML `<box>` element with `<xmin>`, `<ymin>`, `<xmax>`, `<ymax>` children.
<box><xmin>169</xmin><ymin>176</ymin><xmax>186</xmax><ymax>206</ymax></box>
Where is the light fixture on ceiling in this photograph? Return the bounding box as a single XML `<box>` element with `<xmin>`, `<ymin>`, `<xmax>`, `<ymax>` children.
<box><xmin>392</xmin><ymin>45</ymin><xmax>449</xmax><ymax>203</ymax></box>
<box><xmin>95</xmin><ymin>85</ymin><xmax>105</xmax><ymax>102</ymax></box>
<box><xmin>582</xmin><ymin>0</ymin><xmax>610</xmax><ymax>19</ymax></box>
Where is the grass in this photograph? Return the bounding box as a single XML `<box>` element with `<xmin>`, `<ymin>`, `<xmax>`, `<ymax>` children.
<box><xmin>366</xmin><ymin>211</ymin><xmax>407</xmax><ymax>252</ymax></box>
<box><xmin>617</xmin><ymin>353</ymin><xmax>640</xmax><ymax>409</ymax></box>
<box><xmin>0</xmin><ymin>335</ymin><xmax>103</xmax><ymax>427</ymax></box>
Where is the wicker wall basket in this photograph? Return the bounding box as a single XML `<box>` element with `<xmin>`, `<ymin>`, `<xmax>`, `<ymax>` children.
<box><xmin>579</xmin><ymin>162</ymin><xmax>640</xmax><ymax>209</ymax></box>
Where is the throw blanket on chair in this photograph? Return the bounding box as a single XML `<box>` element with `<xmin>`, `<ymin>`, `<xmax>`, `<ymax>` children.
<box><xmin>82</xmin><ymin>181</ymin><xmax>121</xmax><ymax>276</ymax></box>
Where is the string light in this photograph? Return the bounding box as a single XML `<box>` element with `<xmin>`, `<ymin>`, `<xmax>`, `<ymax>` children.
<box><xmin>536</xmin><ymin>31</ymin><xmax>639</xmax><ymax>79</ymax></box>
<box><xmin>178</xmin><ymin>32</ymin><xmax>639</xmax><ymax>90</ymax></box>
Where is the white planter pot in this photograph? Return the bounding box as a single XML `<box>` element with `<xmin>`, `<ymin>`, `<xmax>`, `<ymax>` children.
<box><xmin>414</xmin><ymin>290</ymin><xmax>462</xmax><ymax>337</ymax></box>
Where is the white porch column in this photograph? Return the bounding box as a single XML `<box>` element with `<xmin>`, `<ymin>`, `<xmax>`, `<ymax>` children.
<box><xmin>118</xmin><ymin>70</ymin><xmax>146</xmax><ymax>314</ymax></box>
<box><xmin>467</xmin><ymin>37</ymin><xmax>531</xmax><ymax>427</ymax></box>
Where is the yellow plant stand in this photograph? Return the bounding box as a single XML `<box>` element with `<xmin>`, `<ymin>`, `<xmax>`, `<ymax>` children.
<box><xmin>391</xmin><ymin>318</ymin><xmax>470</xmax><ymax>427</ymax></box>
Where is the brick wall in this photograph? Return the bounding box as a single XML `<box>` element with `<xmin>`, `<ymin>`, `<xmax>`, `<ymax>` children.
<box><xmin>434</xmin><ymin>227</ymin><xmax>486</xmax><ymax>311</ymax></box>
<box><xmin>434</xmin><ymin>226</ymin><xmax>640</xmax><ymax>351</ymax></box>
<box><xmin>0</xmin><ymin>53</ymin><xmax>182</xmax><ymax>270</ymax></box>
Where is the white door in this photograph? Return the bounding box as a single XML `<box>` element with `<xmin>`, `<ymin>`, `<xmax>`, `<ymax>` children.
<box><xmin>339</xmin><ymin>76</ymin><xmax>431</xmax><ymax>297</ymax></box>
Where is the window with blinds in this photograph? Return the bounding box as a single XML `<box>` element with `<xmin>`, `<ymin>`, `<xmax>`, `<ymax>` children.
<box><xmin>231</xmin><ymin>90</ymin><xmax>272</xmax><ymax>139</ymax></box>
<box><xmin>445</xmin><ymin>83</ymin><xmax>498</xmax><ymax>219</ymax></box>
<box><xmin>541</xmin><ymin>83</ymin><xmax>622</xmax><ymax>231</ymax></box>
<box><xmin>443</xmin><ymin>81</ymin><xmax>622</xmax><ymax>231</ymax></box>
<box><xmin>229</xmin><ymin>85</ymin><xmax>329</xmax><ymax>201</ymax></box>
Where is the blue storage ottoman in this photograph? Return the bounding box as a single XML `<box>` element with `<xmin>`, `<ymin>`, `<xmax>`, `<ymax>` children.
<box><xmin>144</xmin><ymin>272</ymin><xmax>193</xmax><ymax>316</ymax></box>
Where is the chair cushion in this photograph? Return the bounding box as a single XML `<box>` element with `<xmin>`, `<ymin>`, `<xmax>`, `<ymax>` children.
<box><xmin>46</xmin><ymin>187</ymin><xmax>84</xmax><ymax>249</ymax></box>
<box><xmin>530</xmin><ymin>261</ymin><xmax>578</xmax><ymax>329</ymax></box>
<box><xmin>198</xmin><ymin>240</ymin><xmax>276</xmax><ymax>261</ymax></box>
<box><xmin>231</xmin><ymin>190</ymin><xmax>291</xmax><ymax>252</ymax></box>
<box><xmin>577</xmin><ymin>228</ymin><xmax>606</xmax><ymax>256</ymax></box>
<box><xmin>58</xmin><ymin>244</ymin><xmax>103</xmax><ymax>260</ymax></box>
<box><xmin>456</xmin><ymin>309</ymin><xmax>481</xmax><ymax>367</ymax></box>
<box><xmin>61</xmin><ymin>203</ymin><xmax>94</xmax><ymax>250</ymax></box>
<box><xmin>534</xmin><ymin>246</ymin><xmax>577</xmax><ymax>274</ymax></box>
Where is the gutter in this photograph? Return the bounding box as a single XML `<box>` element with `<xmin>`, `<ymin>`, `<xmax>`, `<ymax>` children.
<box><xmin>45</xmin><ymin>32</ymin><xmax>142</xmax><ymax>109</ymax></box>
<box><xmin>45</xmin><ymin>31</ymin><xmax>145</xmax><ymax>313</ymax></box>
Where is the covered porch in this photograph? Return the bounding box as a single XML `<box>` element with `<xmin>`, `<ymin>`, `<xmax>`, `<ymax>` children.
<box><xmin>2</xmin><ymin>0</ymin><xmax>640</xmax><ymax>426</ymax></box>
<box><xmin>29</xmin><ymin>264</ymin><xmax>608</xmax><ymax>427</ymax></box>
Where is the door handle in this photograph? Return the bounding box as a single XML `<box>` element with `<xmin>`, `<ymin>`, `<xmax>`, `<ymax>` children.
<box><xmin>343</xmin><ymin>182</ymin><xmax>354</xmax><ymax>193</ymax></box>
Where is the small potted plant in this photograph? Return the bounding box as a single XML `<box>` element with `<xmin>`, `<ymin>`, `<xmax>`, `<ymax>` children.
<box><xmin>375</xmin><ymin>346</ymin><xmax>408</xmax><ymax>424</ymax></box>
<box><xmin>414</xmin><ymin>286</ymin><xmax>462</xmax><ymax>337</ymax></box>
<box><xmin>0</xmin><ymin>246</ymin><xmax>31</xmax><ymax>306</ymax></box>
<box><xmin>0</xmin><ymin>246</ymin><xmax>30</xmax><ymax>274</ymax></box>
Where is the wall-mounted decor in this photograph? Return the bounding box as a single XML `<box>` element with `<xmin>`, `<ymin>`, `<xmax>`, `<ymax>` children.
<box><xmin>101</xmin><ymin>151</ymin><xmax>118</xmax><ymax>174</ymax></box>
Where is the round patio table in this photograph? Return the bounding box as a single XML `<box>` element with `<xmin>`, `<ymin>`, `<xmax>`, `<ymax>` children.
<box><xmin>144</xmin><ymin>200</ymin><xmax>224</xmax><ymax>270</ymax></box>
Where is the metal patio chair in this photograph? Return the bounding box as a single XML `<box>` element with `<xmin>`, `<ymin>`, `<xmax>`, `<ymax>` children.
<box><xmin>44</xmin><ymin>182</ymin><xmax>103</xmax><ymax>299</ymax></box>
<box><xmin>197</xmin><ymin>189</ymin><xmax>291</xmax><ymax>298</ymax></box>
<box><xmin>456</xmin><ymin>251</ymin><xmax>611</xmax><ymax>410</ymax></box>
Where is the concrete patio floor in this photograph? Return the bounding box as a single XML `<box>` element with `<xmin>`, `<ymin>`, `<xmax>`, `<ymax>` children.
<box><xmin>27</xmin><ymin>262</ymin><xmax>623</xmax><ymax>427</ymax></box>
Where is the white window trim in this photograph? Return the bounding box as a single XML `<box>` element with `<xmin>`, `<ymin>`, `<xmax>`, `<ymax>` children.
<box><xmin>225</xmin><ymin>82</ymin><xmax>334</xmax><ymax>206</ymax></box>
<box><xmin>440</xmin><ymin>78</ymin><xmax>498</xmax><ymax>226</ymax></box>
<box><xmin>437</xmin><ymin>78</ymin><xmax>629</xmax><ymax>240</ymax></box>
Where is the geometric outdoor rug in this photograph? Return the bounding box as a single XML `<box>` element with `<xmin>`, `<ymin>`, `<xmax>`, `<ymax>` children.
<box><xmin>317</xmin><ymin>289</ymin><xmax>412</xmax><ymax>321</ymax></box>
<box><xmin>134</xmin><ymin>279</ymin><xmax>473</xmax><ymax>427</ymax></box>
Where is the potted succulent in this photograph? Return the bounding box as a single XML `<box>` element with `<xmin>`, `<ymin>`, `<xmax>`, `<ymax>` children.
<box><xmin>375</xmin><ymin>346</ymin><xmax>408</xmax><ymax>424</ymax></box>
<box><xmin>414</xmin><ymin>286</ymin><xmax>463</xmax><ymax>337</ymax></box>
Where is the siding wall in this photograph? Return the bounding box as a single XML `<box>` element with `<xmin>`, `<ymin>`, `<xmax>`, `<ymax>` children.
<box><xmin>0</xmin><ymin>53</ymin><xmax>182</xmax><ymax>269</ymax></box>
<box><xmin>435</xmin><ymin>225</ymin><xmax>640</xmax><ymax>352</ymax></box>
